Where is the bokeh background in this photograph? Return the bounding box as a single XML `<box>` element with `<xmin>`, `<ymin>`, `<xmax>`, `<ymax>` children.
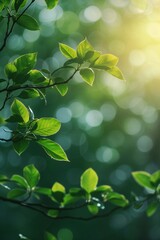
<box><xmin>0</xmin><ymin>0</ymin><xmax>160</xmax><ymax>239</ymax></box>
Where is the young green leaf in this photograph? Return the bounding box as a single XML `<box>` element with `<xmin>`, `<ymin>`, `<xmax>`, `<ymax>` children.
<box><xmin>146</xmin><ymin>201</ymin><xmax>159</xmax><ymax>217</ymax></box>
<box><xmin>87</xmin><ymin>203</ymin><xmax>99</xmax><ymax>215</ymax></box>
<box><xmin>5</xmin><ymin>62</ymin><xmax>17</xmax><ymax>79</ymax></box>
<box><xmin>27</xmin><ymin>69</ymin><xmax>47</xmax><ymax>84</ymax></box>
<box><xmin>17</xmin><ymin>14</ymin><xmax>40</xmax><ymax>31</ymax></box>
<box><xmin>107</xmin><ymin>66</ymin><xmax>125</xmax><ymax>80</ymax></box>
<box><xmin>19</xmin><ymin>89</ymin><xmax>40</xmax><ymax>99</ymax></box>
<box><xmin>32</xmin><ymin>117</ymin><xmax>61</xmax><ymax>136</ymax></box>
<box><xmin>13</xmin><ymin>139</ymin><xmax>29</xmax><ymax>155</ymax></box>
<box><xmin>77</xmin><ymin>38</ymin><xmax>94</xmax><ymax>60</ymax></box>
<box><xmin>7</xmin><ymin>189</ymin><xmax>26</xmax><ymax>199</ymax></box>
<box><xmin>107</xmin><ymin>192</ymin><xmax>129</xmax><ymax>207</ymax></box>
<box><xmin>44</xmin><ymin>232</ymin><xmax>57</xmax><ymax>240</ymax></box>
<box><xmin>45</xmin><ymin>0</ymin><xmax>59</xmax><ymax>9</ymax></box>
<box><xmin>47</xmin><ymin>209</ymin><xmax>59</xmax><ymax>218</ymax></box>
<box><xmin>14</xmin><ymin>0</ymin><xmax>27</xmax><ymax>11</ymax></box>
<box><xmin>23</xmin><ymin>164</ymin><xmax>40</xmax><ymax>189</ymax></box>
<box><xmin>150</xmin><ymin>170</ymin><xmax>160</xmax><ymax>184</ymax></box>
<box><xmin>59</xmin><ymin>43</ymin><xmax>77</xmax><ymax>59</ymax></box>
<box><xmin>35</xmin><ymin>187</ymin><xmax>52</xmax><ymax>196</ymax></box>
<box><xmin>79</xmin><ymin>68</ymin><xmax>95</xmax><ymax>86</ymax></box>
<box><xmin>132</xmin><ymin>171</ymin><xmax>155</xmax><ymax>190</ymax></box>
<box><xmin>52</xmin><ymin>182</ymin><xmax>65</xmax><ymax>193</ymax></box>
<box><xmin>80</xmin><ymin>168</ymin><xmax>98</xmax><ymax>193</ymax></box>
<box><xmin>11</xmin><ymin>99</ymin><xmax>29</xmax><ymax>123</ymax></box>
<box><xmin>95</xmin><ymin>185</ymin><xmax>113</xmax><ymax>193</ymax></box>
<box><xmin>37</xmin><ymin>139</ymin><xmax>69</xmax><ymax>161</ymax></box>
<box><xmin>11</xmin><ymin>175</ymin><xmax>29</xmax><ymax>189</ymax></box>
<box><xmin>14</xmin><ymin>53</ymin><xmax>37</xmax><ymax>75</ymax></box>
<box><xmin>93</xmin><ymin>54</ymin><xmax>118</xmax><ymax>69</ymax></box>
<box><xmin>55</xmin><ymin>84</ymin><xmax>68</xmax><ymax>96</ymax></box>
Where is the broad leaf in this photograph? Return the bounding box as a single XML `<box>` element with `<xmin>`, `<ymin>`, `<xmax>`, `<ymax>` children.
<box><xmin>37</xmin><ymin>139</ymin><xmax>69</xmax><ymax>161</ymax></box>
<box><xmin>107</xmin><ymin>66</ymin><xmax>125</xmax><ymax>80</ymax></box>
<box><xmin>17</xmin><ymin>14</ymin><xmax>40</xmax><ymax>31</ymax></box>
<box><xmin>52</xmin><ymin>182</ymin><xmax>65</xmax><ymax>193</ymax></box>
<box><xmin>19</xmin><ymin>89</ymin><xmax>40</xmax><ymax>99</ymax></box>
<box><xmin>11</xmin><ymin>99</ymin><xmax>29</xmax><ymax>123</ymax></box>
<box><xmin>59</xmin><ymin>43</ymin><xmax>77</xmax><ymax>59</ymax></box>
<box><xmin>13</xmin><ymin>139</ymin><xmax>29</xmax><ymax>155</ymax></box>
<box><xmin>23</xmin><ymin>164</ymin><xmax>40</xmax><ymax>188</ymax></box>
<box><xmin>132</xmin><ymin>171</ymin><xmax>155</xmax><ymax>190</ymax></box>
<box><xmin>11</xmin><ymin>174</ymin><xmax>29</xmax><ymax>189</ymax></box>
<box><xmin>14</xmin><ymin>53</ymin><xmax>37</xmax><ymax>75</ymax></box>
<box><xmin>45</xmin><ymin>0</ymin><xmax>59</xmax><ymax>9</ymax></box>
<box><xmin>107</xmin><ymin>192</ymin><xmax>129</xmax><ymax>207</ymax></box>
<box><xmin>80</xmin><ymin>68</ymin><xmax>95</xmax><ymax>86</ymax></box>
<box><xmin>55</xmin><ymin>84</ymin><xmax>68</xmax><ymax>96</ymax></box>
<box><xmin>80</xmin><ymin>168</ymin><xmax>98</xmax><ymax>193</ymax></box>
<box><xmin>27</xmin><ymin>69</ymin><xmax>47</xmax><ymax>84</ymax></box>
<box><xmin>96</xmin><ymin>185</ymin><xmax>112</xmax><ymax>193</ymax></box>
<box><xmin>146</xmin><ymin>201</ymin><xmax>159</xmax><ymax>217</ymax></box>
<box><xmin>32</xmin><ymin>117</ymin><xmax>61</xmax><ymax>136</ymax></box>
<box><xmin>7</xmin><ymin>189</ymin><xmax>26</xmax><ymax>199</ymax></box>
<box><xmin>93</xmin><ymin>54</ymin><xmax>118</xmax><ymax>69</ymax></box>
<box><xmin>77</xmin><ymin>39</ymin><xmax>94</xmax><ymax>60</ymax></box>
<box><xmin>150</xmin><ymin>170</ymin><xmax>160</xmax><ymax>184</ymax></box>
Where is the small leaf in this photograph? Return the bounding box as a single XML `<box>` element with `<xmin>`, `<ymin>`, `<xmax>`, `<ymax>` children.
<box><xmin>150</xmin><ymin>170</ymin><xmax>160</xmax><ymax>184</ymax></box>
<box><xmin>5</xmin><ymin>62</ymin><xmax>17</xmax><ymax>79</ymax></box>
<box><xmin>132</xmin><ymin>171</ymin><xmax>155</xmax><ymax>190</ymax></box>
<box><xmin>44</xmin><ymin>232</ymin><xmax>57</xmax><ymax>240</ymax></box>
<box><xmin>45</xmin><ymin>0</ymin><xmax>59</xmax><ymax>9</ymax></box>
<box><xmin>55</xmin><ymin>84</ymin><xmax>68</xmax><ymax>96</ymax></box>
<box><xmin>11</xmin><ymin>175</ymin><xmax>29</xmax><ymax>189</ymax></box>
<box><xmin>79</xmin><ymin>68</ymin><xmax>95</xmax><ymax>86</ymax></box>
<box><xmin>63</xmin><ymin>193</ymin><xmax>82</xmax><ymax>206</ymax></box>
<box><xmin>35</xmin><ymin>187</ymin><xmax>52</xmax><ymax>196</ymax></box>
<box><xmin>27</xmin><ymin>69</ymin><xmax>47</xmax><ymax>84</ymax></box>
<box><xmin>52</xmin><ymin>182</ymin><xmax>65</xmax><ymax>193</ymax></box>
<box><xmin>13</xmin><ymin>139</ymin><xmax>29</xmax><ymax>155</ymax></box>
<box><xmin>146</xmin><ymin>201</ymin><xmax>159</xmax><ymax>217</ymax></box>
<box><xmin>17</xmin><ymin>14</ymin><xmax>40</xmax><ymax>31</ymax></box>
<box><xmin>59</xmin><ymin>43</ymin><xmax>77</xmax><ymax>59</ymax></box>
<box><xmin>11</xmin><ymin>99</ymin><xmax>29</xmax><ymax>123</ymax></box>
<box><xmin>23</xmin><ymin>164</ymin><xmax>40</xmax><ymax>188</ymax></box>
<box><xmin>93</xmin><ymin>54</ymin><xmax>118</xmax><ymax>69</ymax></box>
<box><xmin>32</xmin><ymin>117</ymin><xmax>61</xmax><ymax>136</ymax></box>
<box><xmin>37</xmin><ymin>138</ymin><xmax>69</xmax><ymax>161</ymax></box>
<box><xmin>47</xmin><ymin>209</ymin><xmax>59</xmax><ymax>218</ymax></box>
<box><xmin>14</xmin><ymin>53</ymin><xmax>37</xmax><ymax>75</ymax></box>
<box><xmin>107</xmin><ymin>66</ymin><xmax>125</xmax><ymax>80</ymax></box>
<box><xmin>80</xmin><ymin>168</ymin><xmax>98</xmax><ymax>193</ymax></box>
<box><xmin>96</xmin><ymin>185</ymin><xmax>113</xmax><ymax>193</ymax></box>
<box><xmin>107</xmin><ymin>192</ymin><xmax>129</xmax><ymax>207</ymax></box>
<box><xmin>77</xmin><ymin>38</ymin><xmax>94</xmax><ymax>60</ymax></box>
<box><xmin>14</xmin><ymin>0</ymin><xmax>27</xmax><ymax>11</ymax></box>
<box><xmin>87</xmin><ymin>203</ymin><xmax>99</xmax><ymax>215</ymax></box>
<box><xmin>7</xmin><ymin>189</ymin><xmax>26</xmax><ymax>199</ymax></box>
<box><xmin>19</xmin><ymin>89</ymin><xmax>40</xmax><ymax>99</ymax></box>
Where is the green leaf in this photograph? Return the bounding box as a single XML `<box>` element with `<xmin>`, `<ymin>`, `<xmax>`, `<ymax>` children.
<box><xmin>32</xmin><ymin>117</ymin><xmax>61</xmax><ymax>136</ymax></box>
<box><xmin>93</xmin><ymin>54</ymin><xmax>118</xmax><ymax>69</ymax></box>
<box><xmin>44</xmin><ymin>232</ymin><xmax>57</xmax><ymax>240</ymax></box>
<box><xmin>59</xmin><ymin>43</ymin><xmax>77</xmax><ymax>59</ymax></box>
<box><xmin>52</xmin><ymin>182</ymin><xmax>65</xmax><ymax>193</ymax></box>
<box><xmin>55</xmin><ymin>84</ymin><xmax>68</xmax><ymax>96</ymax></box>
<box><xmin>107</xmin><ymin>192</ymin><xmax>129</xmax><ymax>207</ymax></box>
<box><xmin>77</xmin><ymin>38</ymin><xmax>94</xmax><ymax>60</ymax></box>
<box><xmin>63</xmin><ymin>193</ymin><xmax>82</xmax><ymax>206</ymax></box>
<box><xmin>45</xmin><ymin>0</ymin><xmax>59</xmax><ymax>9</ymax></box>
<box><xmin>88</xmin><ymin>51</ymin><xmax>101</xmax><ymax>63</ymax></box>
<box><xmin>14</xmin><ymin>53</ymin><xmax>37</xmax><ymax>75</ymax></box>
<box><xmin>80</xmin><ymin>168</ymin><xmax>98</xmax><ymax>193</ymax></box>
<box><xmin>7</xmin><ymin>189</ymin><xmax>26</xmax><ymax>199</ymax></box>
<box><xmin>150</xmin><ymin>170</ymin><xmax>160</xmax><ymax>184</ymax></box>
<box><xmin>5</xmin><ymin>62</ymin><xmax>17</xmax><ymax>79</ymax></box>
<box><xmin>35</xmin><ymin>187</ymin><xmax>52</xmax><ymax>196</ymax></box>
<box><xmin>19</xmin><ymin>89</ymin><xmax>40</xmax><ymax>99</ymax></box>
<box><xmin>37</xmin><ymin>138</ymin><xmax>69</xmax><ymax>161</ymax></box>
<box><xmin>14</xmin><ymin>0</ymin><xmax>27</xmax><ymax>11</ymax></box>
<box><xmin>79</xmin><ymin>68</ymin><xmax>95</xmax><ymax>86</ymax></box>
<box><xmin>107</xmin><ymin>66</ymin><xmax>125</xmax><ymax>80</ymax></box>
<box><xmin>87</xmin><ymin>203</ymin><xmax>99</xmax><ymax>215</ymax></box>
<box><xmin>132</xmin><ymin>171</ymin><xmax>155</xmax><ymax>190</ymax></box>
<box><xmin>27</xmin><ymin>69</ymin><xmax>47</xmax><ymax>84</ymax></box>
<box><xmin>13</xmin><ymin>139</ymin><xmax>29</xmax><ymax>155</ymax></box>
<box><xmin>146</xmin><ymin>201</ymin><xmax>159</xmax><ymax>217</ymax></box>
<box><xmin>17</xmin><ymin>14</ymin><xmax>40</xmax><ymax>31</ymax></box>
<box><xmin>96</xmin><ymin>185</ymin><xmax>113</xmax><ymax>193</ymax></box>
<box><xmin>23</xmin><ymin>164</ymin><xmax>40</xmax><ymax>188</ymax></box>
<box><xmin>47</xmin><ymin>209</ymin><xmax>59</xmax><ymax>218</ymax></box>
<box><xmin>11</xmin><ymin>175</ymin><xmax>29</xmax><ymax>189</ymax></box>
<box><xmin>11</xmin><ymin>99</ymin><xmax>29</xmax><ymax>123</ymax></box>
